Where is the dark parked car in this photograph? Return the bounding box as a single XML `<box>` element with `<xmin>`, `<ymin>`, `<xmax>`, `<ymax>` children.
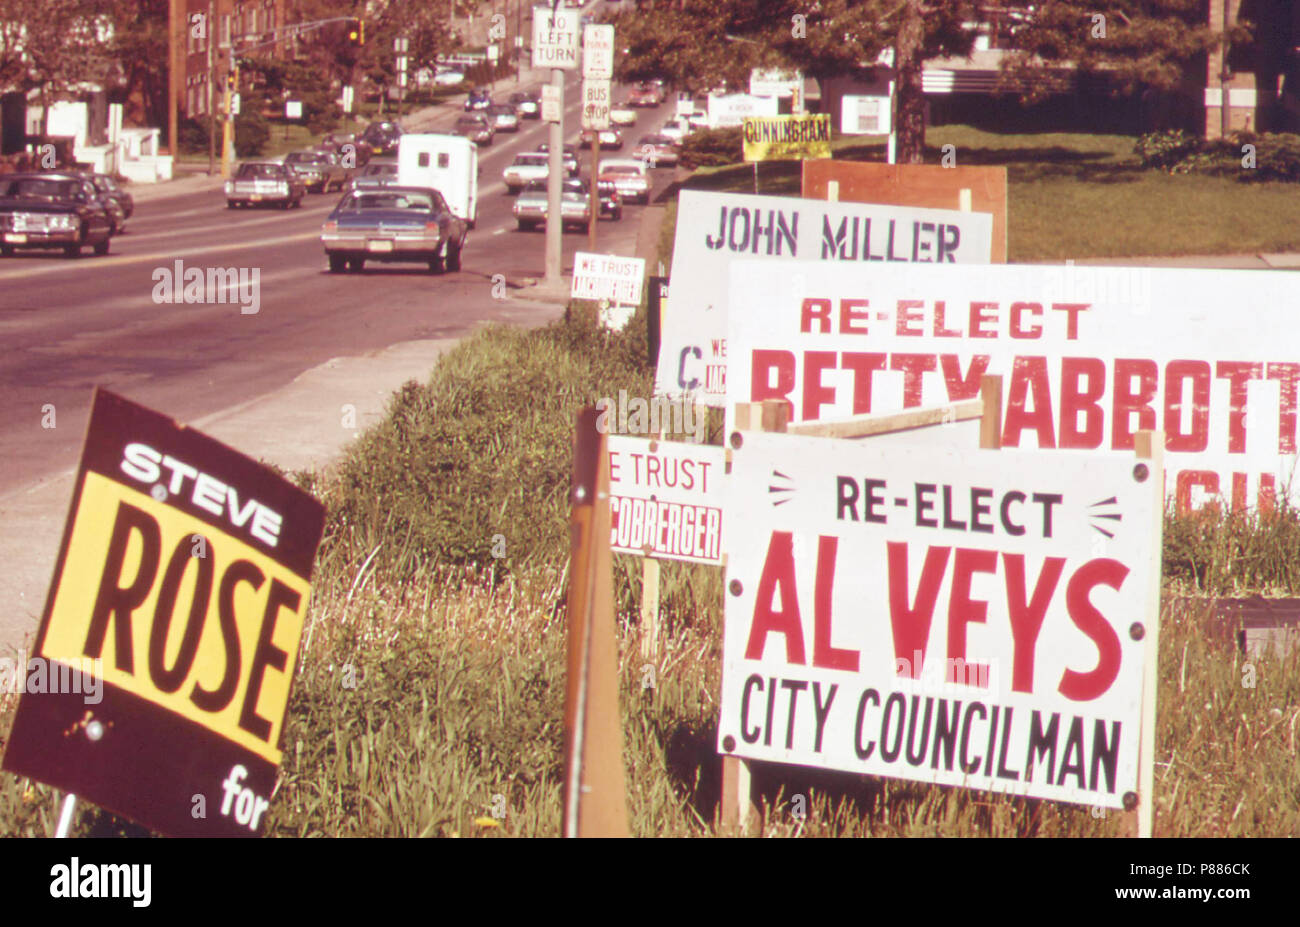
<box><xmin>0</xmin><ymin>172</ymin><xmax>114</xmax><ymax>257</ymax></box>
<box><xmin>454</xmin><ymin>113</ymin><xmax>494</xmax><ymax>146</ymax></box>
<box><xmin>321</xmin><ymin>185</ymin><xmax>469</xmax><ymax>274</ymax></box>
<box><xmin>596</xmin><ymin>180</ymin><xmax>623</xmax><ymax>220</ymax></box>
<box><xmin>508</xmin><ymin>90</ymin><xmax>540</xmax><ymax>119</ymax></box>
<box><xmin>358</xmin><ymin>121</ymin><xmax>403</xmax><ymax>157</ymax></box>
<box><xmin>225</xmin><ymin>161</ymin><xmax>307</xmax><ymax>209</ymax></box>
<box><xmin>346</xmin><ymin>157</ymin><xmax>399</xmax><ymax>191</ymax></box>
<box><xmin>83</xmin><ymin>173</ymin><xmax>134</xmax><ymax>230</ymax></box>
<box><xmin>284</xmin><ymin>150</ymin><xmax>351</xmax><ymax>193</ymax></box>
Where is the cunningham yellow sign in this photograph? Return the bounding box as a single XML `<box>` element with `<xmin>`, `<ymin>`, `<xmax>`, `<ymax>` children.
<box><xmin>742</xmin><ymin>114</ymin><xmax>832</xmax><ymax>162</ymax></box>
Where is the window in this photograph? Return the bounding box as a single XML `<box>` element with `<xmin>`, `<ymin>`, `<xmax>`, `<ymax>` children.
<box><xmin>418</xmin><ymin>153</ymin><xmax>430</xmax><ymax>167</ymax></box>
<box><xmin>438</xmin><ymin>153</ymin><xmax>449</xmax><ymax>168</ymax></box>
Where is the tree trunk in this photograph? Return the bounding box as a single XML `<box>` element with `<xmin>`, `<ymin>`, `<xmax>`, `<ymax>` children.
<box><xmin>895</xmin><ymin>0</ymin><xmax>925</xmax><ymax>164</ymax></box>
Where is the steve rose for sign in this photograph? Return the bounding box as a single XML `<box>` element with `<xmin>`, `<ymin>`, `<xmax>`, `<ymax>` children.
<box><xmin>728</xmin><ymin>260</ymin><xmax>1300</xmax><ymax>511</ymax></box>
<box><xmin>718</xmin><ymin>432</ymin><xmax>1160</xmax><ymax>808</ymax></box>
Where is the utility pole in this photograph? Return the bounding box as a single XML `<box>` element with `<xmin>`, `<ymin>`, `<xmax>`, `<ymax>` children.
<box><xmin>169</xmin><ymin>0</ymin><xmax>182</xmax><ymax>159</ymax></box>
<box><xmin>207</xmin><ymin>1</ymin><xmax>215</xmax><ymax>174</ymax></box>
<box><xmin>545</xmin><ymin>67</ymin><xmax>564</xmax><ymax>288</ymax></box>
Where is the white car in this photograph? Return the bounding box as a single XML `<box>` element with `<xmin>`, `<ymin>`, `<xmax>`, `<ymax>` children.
<box><xmin>658</xmin><ymin>119</ymin><xmax>691</xmax><ymax>143</ymax></box>
<box><xmin>433</xmin><ymin>68</ymin><xmax>465</xmax><ymax>87</ymax></box>
<box><xmin>598</xmin><ymin>158</ymin><xmax>650</xmax><ymax>205</ymax></box>
<box><xmin>610</xmin><ymin>105</ymin><xmax>638</xmax><ymax>127</ymax></box>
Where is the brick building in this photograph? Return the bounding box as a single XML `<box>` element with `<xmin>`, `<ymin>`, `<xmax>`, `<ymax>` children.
<box><xmin>181</xmin><ymin>0</ymin><xmax>295</xmax><ymax>118</ymax></box>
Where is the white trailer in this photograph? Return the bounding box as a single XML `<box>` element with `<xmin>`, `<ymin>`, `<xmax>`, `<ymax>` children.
<box><xmin>396</xmin><ymin>133</ymin><xmax>479</xmax><ymax>228</ymax></box>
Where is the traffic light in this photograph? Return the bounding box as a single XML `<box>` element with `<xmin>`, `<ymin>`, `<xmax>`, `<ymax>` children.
<box><xmin>348</xmin><ymin>18</ymin><xmax>365</xmax><ymax>45</ymax></box>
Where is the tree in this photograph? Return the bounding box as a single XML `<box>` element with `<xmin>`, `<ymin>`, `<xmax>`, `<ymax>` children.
<box><xmin>101</xmin><ymin>0</ymin><xmax>169</xmax><ymax>129</ymax></box>
<box><xmin>605</xmin><ymin>0</ymin><xmax>977</xmax><ymax>163</ymax></box>
<box><xmin>0</xmin><ymin>0</ymin><xmax>116</xmax><ymax>138</ymax></box>
<box><xmin>1001</xmin><ymin>1</ymin><xmax>1229</xmax><ymax>99</ymax></box>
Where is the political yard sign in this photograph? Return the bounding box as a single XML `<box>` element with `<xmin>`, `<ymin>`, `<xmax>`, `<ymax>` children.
<box><xmin>607</xmin><ymin>436</ymin><xmax>726</xmax><ymax>565</ymax></box>
<box><xmin>743</xmin><ymin>114</ymin><xmax>832</xmax><ymax>162</ymax></box>
<box><xmin>728</xmin><ymin>260</ymin><xmax>1300</xmax><ymax>511</ymax></box>
<box><xmin>718</xmin><ymin>432</ymin><xmax>1161</xmax><ymax>808</ymax></box>
<box><xmin>2</xmin><ymin>389</ymin><xmax>325</xmax><ymax>836</ymax></box>
<box><xmin>654</xmin><ymin>190</ymin><xmax>992</xmax><ymax>409</ymax></box>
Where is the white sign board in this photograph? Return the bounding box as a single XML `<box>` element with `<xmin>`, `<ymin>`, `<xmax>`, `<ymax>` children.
<box><xmin>654</xmin><ymin>190</ymin><xmax>993</xmax><ymax>406</ymax></box>
<box><xmin>572</xmin><ymin>251</ymin><xmax>646</xmax><ymax>306</ymax></box>
<box><xmin>533</xmin><ymin>6</ymin><xmax>581</xmax><ymax>70</ymax></box>
<box><xmin>719</xmin><ymin>431</ymin><xmax>1159</xmax><ymax>808</ymax></box>
<box><xmin>285</xmin><ymin>100</ymin><xmax>302</xmax><ymax>119</ymax></box>
<box><xmin>582</xmin><ymin>79</ymin><xmax>611</xmax><ymax>130</ymax></box>
<box><xmin>727</xmin><ymin>260</ymin><xmax>1300</xmax><ymax>511</ymax></box>
<box><xmin>583</xmin><ymin>24</ymin><xmax>615</xmax><ymax>80</ymax></box>
<box><xmin>606</xmin><ymin>436</ymin><xmax>726</xmax><ymax>565</ymax></box>
<box><xmin>749</xmin><ymin>68</ymin><xmax>802</xmax><ymax>98</ymax></box>
<box><xmin>676</xmin><ymin>93</ymin><xmax>696</xmax><ymax>119</ymax></box>
<box><xmin>842</xmin><ymin>95</ymin><xmax>892</xmax><ymax>135</ymax></box>
<box><xmin>541</xmin><ymin>84</ymin><xmax>562</xmax><ymax>122</ymax></box>
<box><xmin>706</xmin><ymin>93</ymin><xmax>779</xmax><ymax>129</ymax></box>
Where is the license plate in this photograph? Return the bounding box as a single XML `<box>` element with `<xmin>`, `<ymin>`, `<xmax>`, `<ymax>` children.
<box><xmin>367</xmin><ymin>240</ymin><xmax>393</xmax><ymax>253</ymax></box>
<box><xmin>251</xmin><ymin>194</ymin><xmax>262</xmax><ymax>202</ymax></box>
<box><xmin>4</xmin><ymin>233</ymin><xmax>27</xmax><ymax>243</ymax></box>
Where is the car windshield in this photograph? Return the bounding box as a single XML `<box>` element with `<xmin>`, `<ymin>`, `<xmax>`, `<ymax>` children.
<box><xmin>237</xmin><ymin>164</ymin><xmax>283</xmax><ymax>179</ymax></box>
<box><xmin>345</xmin><ymin>191</ymin><xmax>434</xmax><ymax>211</ymax></box>
<box><xmin>604</xmin><ymin>165</ymin><xmax>642</xmax><ymax>175</ymax></box>
<box><xmin>515</xmin><ymin>155</ymin><xmax>546</xmax><ymax>166</ymax></box>
<box><xmin>5</xmin><ymin>178</ymin><xmax>79</xmax><ymax>198</ymax></box>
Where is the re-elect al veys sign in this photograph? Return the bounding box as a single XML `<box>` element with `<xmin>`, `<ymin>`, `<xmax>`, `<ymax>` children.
<box><xmin>718</xmin><ymin>432</ymin><xmax>1160</xmax><ymax>808</ymax></box>
<box><xmin>728</xmin><ymin>260</ymin><xmax>1300</xmax><ymax>510</ymax></box>
<box><xmin>2</xmin><ymin>389</ymin><xmax>325</xmax><ymax>837</ymax></box>
<box><xmin>654</xmin><ymin>190</ymin><xmax>992</xmax><ymax>408</ymax></box>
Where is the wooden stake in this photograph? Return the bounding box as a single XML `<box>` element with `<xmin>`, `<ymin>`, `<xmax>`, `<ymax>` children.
<box><xmin>1127</xmin><ymin>429</ymin><xmax>1164</xmax><ymax>839</ymax></box>
<box><xmin>979</xmin><ymin>375</ymin><xmax>1003</xmax><ymax>450</ymax></box>
<box><xmin>640</xmin><ymin>555</ymin><xmax>660</xmax><ymax>659</ymax></box>
<box><xmin>562</xmin><ymin>407</ymin><xmax>629</xmax><ymax>838</ymax></box>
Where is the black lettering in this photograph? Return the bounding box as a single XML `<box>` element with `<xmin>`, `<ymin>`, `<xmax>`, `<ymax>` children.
<box><xmin>854</xmin><ymin>688</ymin><xmax>880</xmax><ymax>759</ymax></box>
<box><xmin>238</xmin><ymin>577</ymin><xmax>299</xmax><ymax>742</ymax></box>
<box><xmin>191</xmin><ymin>559</ymin><xmax>263</xmax><ymax>713</ymax></box>
<box><xmin>970</xmin><ymin>487</ymin><xmax>994</xmax><ymax>533</ymax></box>
<box><xmin>147</xmin><ymin>535</ymin><xmax>214</xmax><ymax>693</ymax></box>
<box><xmin>85</xmin><ymin>502</ymin><xmax>162</xmax><ymax>673</ymax></box>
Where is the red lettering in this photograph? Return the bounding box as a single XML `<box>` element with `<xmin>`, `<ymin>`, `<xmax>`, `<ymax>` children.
<box><xmin>751</xmin><ymin>349</ymin><xmax>795</xmax><ymax>420</ymax></box>
<box><xmin>842</xmin><ymin>352</ymin><xmax>887</xmax><ymax>414</ymax></box>
<box><xmin>1002</xmin><ymin>356</ymin><xmax>1056</xmax><ymax>449</ymax></box>
<box><xmin>840</xmin><ymin>298</ymin><xmax>869</xmax><ymax>335</ymax></box>
<box><xmin>1003</xmin><ymin>554</ymin><xmax>1066</xmax><ymax>694</ymax></box>
<box><xmin>1059</xmin><ymin>558</ymin><xmax>1127</xmax><ymax>702</ymax></box>
<box><xmin>896</xmin><ymin>299</ymin><xmax>924</xmax><ymax>336</ymax></box>
<box><xmin>891</xmin><ymin>354</ymin><xmax>937</xmax><ymax>408</ymax></box>
<box><xmin>1268</xmin><ymin>362</ymin><xmax>1300</xmax><ymax>454</ymax></box>
<box><xmin>969</xmin><ymin>302</ymin><xmax>997</xmax><ymax>338</ymax></box>
<box><xmin>800</xmin><ymin>298</ymin><xmax>832</xmax><ymax>334</ymax></box>
<box><xmin>1009</xmin><ymin>302</ymin><xmax>1042</xmax><ymax>339</ymax></box>
<box><xmin>933</xmin><ymin>300</ymin><xmax>962</xmax><ymax>337</ymax></box>
<box><xmin>1111</xmin><ymin>358</ymin><xmax>1158</xmax><ymax>451</ymax></box>
<box><xmin>744</xmin><ymin>531</ymin><xmax>807</xmax><ymax>664</ymax></box>
<box><xmin>946</xmin><ymin>548</ymin><xmax>996</xmax><ymax>686</ymax></box>
<box><xmin>886</xmin><ymin>543</ymin><xmax>950</xmax><ymax>680</ymax></box>
<box><xmin>1175</xmin><ymin>469</ymin><xmax>1220</xmax><ymax>512</ymax></box>
<box><xmin>1058</xmin><ymin>357</ymin><xmax>1106</xmax><ymax>449</ymax></box>
<box><xmin>813</xmin><ymin>535</ymin><xmax>858</xmax><ymax>671</ymax></box>
<box><xmin>1051</xmin><ymin>303</ymin><xmax>1089</xmax><ymax>340</ymax></box>
<box><xmin>1216</xmin><ymin>361</ymin><xmax>1263</xmax><ymax>454</ymax></box>
<box><xmin>1163</xmin><ymin>360</ymin><xmax>1211</xmax><ymax>453</ymax></box>
<box><xmin>802</xmin><ymin>351</ymin><xmax>838</xmax><ymax>421</ymax></box>
<box><xmin>939</xmin><ymin>354</ymin><xmax>990</xmax><ymax>402</ymax></box>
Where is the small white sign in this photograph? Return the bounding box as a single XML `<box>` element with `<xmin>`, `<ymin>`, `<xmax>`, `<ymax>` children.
<box><xmin>572</xmin><ymin>251</ymin><xmax>646</xmax><ymax>305</ymax></box>
<box><xmin>749</xmin><ymin>68</ymin><xmax>801</xmax><ymax>98</ymax></box>
<box><xmin>533</xmin><ymin>6</ymin><xmax>581</xmax><ymax>70</ymax></box>
<box><xmin>541</xmin><ymin>84</ymin><xmax>562</xmax><ymax>122</ymax></box>
<box><xmin>583</xmin><ymin>24</ymin><xmax>615</xmax><ymax>80</ymax></box>
<box><xmin>285</xmin><ymin>100</ymin><xmax>302</xmax><ymax>119</ymax></box>
<box><xmin>842</xmin><ymin>95</ymin><xmax>892</xmax><ymax>135</ymax></box>
<box><xmin>582</xmin><ymin>79</ymin><xmax>611</xmax><ymax>130</ymax></box>
<box><xmin>606</xmin><ymin>435</ymin><xmax>726</xmax><ymax>565</ymax></box>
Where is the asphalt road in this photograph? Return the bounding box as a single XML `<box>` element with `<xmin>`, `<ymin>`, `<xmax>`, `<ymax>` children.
<box><xmin>0</xmin><ymin>71</ymin><xmax>680</xmax><ymax>496</ymax></box>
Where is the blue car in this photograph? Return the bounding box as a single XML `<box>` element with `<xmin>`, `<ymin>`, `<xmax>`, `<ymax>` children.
<box><xmin>321</xmin><ymin>185</ymin><xmax>469</xmax><ymax>274</ymax></box>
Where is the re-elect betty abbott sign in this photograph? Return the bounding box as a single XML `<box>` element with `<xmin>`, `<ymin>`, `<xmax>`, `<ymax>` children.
<box><xmin>719</xmin><ymin>433</ymin><xmax>1160</xmax><ymax>808</ymax></box>
<box><xmin>654</xmin><ymin>190</ymin><xmax>992</xmax><ymax>407</ymax></box>
<box><xmin>729</xmin><ymin>260</ymin><xmax>1300</xmax><ymax>510</ymax></box>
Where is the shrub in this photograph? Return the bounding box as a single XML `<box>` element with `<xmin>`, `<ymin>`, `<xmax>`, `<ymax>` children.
<box><xmin>679</xmin><ymin>127</ymin><xmax>743</xmax><ymax>169</ymax></box>
<box><xmin>1133</xmin><ymin>128</ymin><xmax>1201</xmax><ymax>170</ymax></box>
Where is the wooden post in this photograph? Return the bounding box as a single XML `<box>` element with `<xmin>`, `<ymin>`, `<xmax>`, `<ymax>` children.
<box><xmin>640</xmin><ymin>556</ymin><xmax>660</xmax><ymax>659</ymax></box>
<box><xmin>1127</xmin><ymin>429</ymin><xmax>1164</xmax><ymax>839</ymax></box>
<box><xmin>979</xmin><ymin>375</ymin><xmax>1002</xmax><ymax>450</ymax></box>
<box><xmin>562</xmin><ymin>407</ymin><xmax>629</xmax><ymax>837</ymax></box>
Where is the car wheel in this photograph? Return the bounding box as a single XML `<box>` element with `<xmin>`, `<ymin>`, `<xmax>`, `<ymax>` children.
<box><xmin>227</xmin><ymin>200</ymin><xmax>236</xmax><ymax>209</ymax></box>
<box><xmin>445</xmin><ymin>238</ymin><xmax>462</xmax><ymax>272</ymax></box>
<box><xmin>328</xmin><ymin>254</ymin><xmax>347</xmax><ymax>273</ymax></box>
<box><xmin>93</xmin><ymin>237</ymin><xmax>110</xmax><ymax>256</ymax></box>
<box><xmin>517</xmin><ymin>219</ymin><xmax>535</xmax><ymax>231</ymax></box>
<box><xmin>0</xmin><ymin>245</ymin><xmax>13</xmax><ymax>257</ymax></box>
<box><xmin>427</xmin><ymin>255</ymin><xmax>444</xmax><ymax>274</ymax></box>
<box><xmin>347</xmin><ymin>258</ymin><xmax>363</xmax><ymax>273</ymax></box>
<box><xmin>63</xmin><ymin>241</ymin><xmax>81</xmax><ymax>258</ymax></box>
<box><xmin>280</xmin><ymin>200</ymin><xmax>291</xmax><ymax>210</ymax></box>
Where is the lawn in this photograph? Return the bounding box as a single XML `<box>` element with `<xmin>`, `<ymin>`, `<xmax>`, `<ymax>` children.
<box><xmin>662</xmin><ymin>125</ymin><xmax>1300</xmax><ymax>264</ymax></box>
